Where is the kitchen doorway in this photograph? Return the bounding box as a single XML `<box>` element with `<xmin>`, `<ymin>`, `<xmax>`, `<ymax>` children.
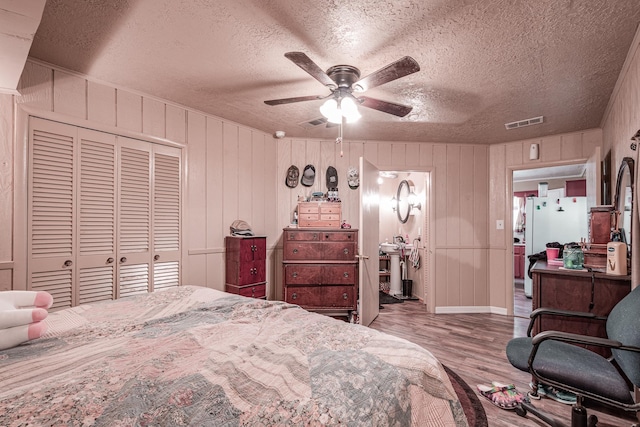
<box><xmin>512</xmin><ymin>163</ymin><xmax>591</xmax><ymax>318</ymax></box>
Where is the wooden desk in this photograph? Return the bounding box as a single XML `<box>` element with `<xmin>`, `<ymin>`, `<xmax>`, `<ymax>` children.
<box><xmin>531</xmin><ymin>261</ymin><xmax>631</xmax><ymax>357</ymax></box>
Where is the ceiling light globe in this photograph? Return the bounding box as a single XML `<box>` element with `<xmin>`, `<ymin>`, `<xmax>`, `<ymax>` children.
<box><xmin>320</xmin><ymin>99</ymin><xmax>338</xmax><ymax>119</ymax></box>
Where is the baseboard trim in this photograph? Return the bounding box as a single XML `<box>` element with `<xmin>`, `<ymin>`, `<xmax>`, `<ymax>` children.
<box><xmin>435</xmin><ymin>306</ymin><xmax>508</xmax><ymax>315</ymax></box>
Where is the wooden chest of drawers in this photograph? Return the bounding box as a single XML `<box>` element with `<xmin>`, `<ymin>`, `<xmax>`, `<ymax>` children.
<box><xmin>297</xmin><ymin>202</ymin><xmax>341</xmax><ymax>228</ymax></box>
<box><xmin>225</xmin><ymin>236</ymin><xmax>267</xmax><ymax>299</ymax></box>
<box><xmin>282</xmin><ymin>228</ymin><xmax>357</xmax><ymax>313</ymax></box>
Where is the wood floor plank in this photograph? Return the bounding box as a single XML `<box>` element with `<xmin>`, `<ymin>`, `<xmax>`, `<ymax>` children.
<box><xmin>369</xmin><ymin>298</ymin><xmax>637</xmax><ymax>427</ymax></box>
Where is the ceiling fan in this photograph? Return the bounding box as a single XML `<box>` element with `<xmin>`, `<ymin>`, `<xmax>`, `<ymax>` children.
<box><xmin>264</xmin><ymin>52</ymin><xmax>420</xmax><ymax>122</ymax></box>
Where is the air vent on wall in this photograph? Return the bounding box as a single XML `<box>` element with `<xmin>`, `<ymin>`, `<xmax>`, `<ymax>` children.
<box><xmin>505</xmin><ymin>116</ymin><xmax>544</xmax><ymax>130</ymax></box>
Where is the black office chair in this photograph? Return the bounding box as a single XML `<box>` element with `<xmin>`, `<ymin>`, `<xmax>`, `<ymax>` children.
<box><xmin>506</xmin><ymin>285</ymin><xmax>640</xmax><ymax>427</ymax></box>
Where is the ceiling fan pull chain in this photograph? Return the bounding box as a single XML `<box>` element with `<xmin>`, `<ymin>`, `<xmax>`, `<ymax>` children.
<box><xmin>336</xmin><ymin>120</ymin><xmax>344</xmax><ymax>157</ymax></box>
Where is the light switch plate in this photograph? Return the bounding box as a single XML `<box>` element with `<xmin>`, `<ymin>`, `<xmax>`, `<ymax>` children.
<box><xmin>496</xmin><ymin>220</ymin><xmax>504</xmax><ymax>230</ymax></box>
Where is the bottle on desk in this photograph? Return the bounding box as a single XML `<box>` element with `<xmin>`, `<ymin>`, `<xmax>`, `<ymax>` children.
<box><xmin>606</xmin><ymin>242</ymin><xmax>627</xmax><ymax>275</ymax></box>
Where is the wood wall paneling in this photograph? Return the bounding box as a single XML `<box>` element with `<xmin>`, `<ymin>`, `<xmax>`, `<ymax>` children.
<box><xmin>446</xmin><ymin>145</ymin><xmax>461</xmax><ymax>247</ymax></box>
<box><xmin>419</xmin><ymin>143</ymin><xmax>433</xmax><ymax>167</ymax></box>
<box><xmin>16</xmin><ymin>61</ymin><xmax>52</xmax><ymax>111</ymax></box>
<box><xmin>185</xmin><ymin>111</ymin><xmax>207</xmax><ymax>285</ymax></box>
<box><xmin>142</xmin><ymin>97</ymin><xmax>165</xmax><ymax>139</ymax></box>
<box><xmin>251</xmin><ymin>132</ymin><xmax>266</xmax><ymax>235</ymax></box>
<box><xmin>237</xmin><ymin>127</ymin><xmax>252</xmax><ymax>221</ymax></box>
<box><xmin>87</xmin><ymin>81</ymin><xmax>116</xmax><ymax>126</ymax></box>
<box><xmin>0</xmin><ymin>94</ymin><xmax>12</xmax><ymax>263</ymax></box>
<box><xmin>540</xmin><ymin>134</ymin><xmax>562</xmax><ymax>162</ymax></box>
<box><xmin>561</xmin><ymin>132</ymin><xmax>583</xmax><ymax>160</ymax></box>
<box><xmin>433</xmin><ymin>145</ymin><xmax>447</xmax><ymax>247</ymax></box>
<box><xmin>459</xmin><ymin>145</ymin><xmax>474</xmax><ymax>247</ymax></box>
<box><xmin>53</xmin><ymin>70</ymin><xmax>86</xmax><ymax>119</ymax></box>
<box><xmin>208</xmin><ymin>117</ymin><xmax>225</xmax><ymax>256</ymax></box>
<box><xmin>474</xmin><ymin>146</ymin><xmax>489</xmax><ymax>247</ymax></box>
<box><xmin>116</xmin><ymin>90</ymin><xmax>142</xmax><ymax>133</ymax></box>
<box><xmin>166</xmin><ymin>104</ymin><xmax>186</xmax><ymax>144</ymax></box>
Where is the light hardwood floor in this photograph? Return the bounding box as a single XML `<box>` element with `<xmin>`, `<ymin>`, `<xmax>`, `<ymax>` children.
<box><xmin>369</xmin><ymin>300</ymin><xmax>637</xmax><ymax>427</ymax></box>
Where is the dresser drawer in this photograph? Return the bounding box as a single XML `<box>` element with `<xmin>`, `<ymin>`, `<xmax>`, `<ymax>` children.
<box><xmin>283</xmin><ymin>242</ymin><xmax>323</xmax><ymax>260</ymax></box>
<box><xmin>226</xmin><ymin>283</ymin><xmax>266</xmax><ymax>299</ymax></box>
<box><xmin>323</xmin><ymin>265</ymin><xmax>356</xmax><ymax>284</ymax></box>
<box><xmin>323</xmin><ymin>242</ymin><xmax>356</xmax><ymax>261</ymax></box>
<box><xmin>284</xmin><ymin>265</ymin><xmax>323</xmax><ymax>284</ymax></box>
<box><xmin>284</xmin><ymin>230</ymin><xmax>322</xmax><ymax>241</ymax></box>
<box><xmin>285</xmin><ymin>285</ymin><xmax>355</xmax><ymax>309</ymax></box>
<box><xmin>284</xmin><ymin>264</ymin><xmax>356</xmax><ymax>285</ymax></box>
<box><xmin>321</xmin><ymin>231</ymin><xmax>356</xmax><ymax>241</ymax></box>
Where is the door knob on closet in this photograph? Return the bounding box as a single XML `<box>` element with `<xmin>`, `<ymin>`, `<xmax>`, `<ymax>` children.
<box><xmin>63</xmin><ymin>260</ymin><xmax>73</xmax><ymax>267</ymax></box>
<box><xmin>106</xmin><ymin>257</ymin><xmax>114</xmax><ymax>264</ymax></box>
<box><xmin>154</xmin><ymin>255</ymin><xmax>160</xmax><ymax>261</ymax></box>
<box><xmin>120</xmin><ymin>257</ymin><xmax>127</xmax><ymax>263</ymax></box>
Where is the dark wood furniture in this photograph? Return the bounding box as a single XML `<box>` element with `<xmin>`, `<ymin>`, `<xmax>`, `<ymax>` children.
<box><xmin>531</xmin><ymin>261</ymin><xmax>631</xmax><ymax>356</ymax></box>
<box><xmin>514</xmin><ymin>244</ymin><xmax>525</xmax><ymax>279</ymax></box>
<box><xmin>282</xmin><ymin>227</ymin><xmax>358</xmax><ymax>314</ymax></box>
<box><xmin>225</xmin><ymin>235</ymin><xmax>267</xmax><ymax>299</ymax></box>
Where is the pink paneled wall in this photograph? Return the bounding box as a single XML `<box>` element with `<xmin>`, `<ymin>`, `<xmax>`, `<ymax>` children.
<box><xmin>2</xmin><ymin>27</ymin><xmax>638</xmax><ymax>312</ymax></box>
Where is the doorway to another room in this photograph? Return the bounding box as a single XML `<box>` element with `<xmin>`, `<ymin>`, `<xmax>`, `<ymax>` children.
<box><xmin>512</xmin><ymin>164</ymin><xmax>590</xmax><ymax>318</ymax></box>
<box><xmin>377</xmin><ymin>171</ymin><xmax>429</xmax><ymax>306</ymax></box>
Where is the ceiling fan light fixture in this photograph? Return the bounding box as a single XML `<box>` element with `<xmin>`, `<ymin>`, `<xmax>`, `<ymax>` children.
<box><xmin>320</xmin><ymin>97</ymin><xmax>361</xmax><ymax>124</ymax></box>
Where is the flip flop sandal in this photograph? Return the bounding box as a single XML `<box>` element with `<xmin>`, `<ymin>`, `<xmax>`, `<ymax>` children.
<box><xmin>491</xmin><ymin>381</ymin><xmax>530</xmax><ymax>404</ymax></box>
<box><xmin>477</xmin><ymin>384</ymin><xmax>519</xmax><ymax>410</ymax></box>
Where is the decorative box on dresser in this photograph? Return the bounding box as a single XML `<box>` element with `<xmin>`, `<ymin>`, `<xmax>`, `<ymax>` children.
<box><xmin>225</xmin><ymin>235</ymin><xmax>267</xmax><ymax>299</ymax></box>
<box><xmin>531</xmin><ymin>261</ymin><xmax>631</xmax><ymax>357</ymax></box>
<box><xmin>282</xmin><ymin>227</ymin><xmax>358</xmax><ymax>315</ymax></box>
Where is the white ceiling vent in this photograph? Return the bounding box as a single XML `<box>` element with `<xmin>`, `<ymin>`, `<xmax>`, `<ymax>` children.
<box><xmin>298</xmin><ymin>117</ymin><xmax>328</xmax><ymax>129</ymax></box>
<box><xmin>505</xmin><ymin>116</ymin><xmax>544</xmax><ymax>130</ymax></box>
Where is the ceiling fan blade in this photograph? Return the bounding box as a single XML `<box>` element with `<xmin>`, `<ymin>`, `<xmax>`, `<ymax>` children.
<box><xmin>264</xmin><ymin>95</ymin><xmax>324</xmax><ymax>106</ymax></box>
<box><xmin>358</xmin><ymin>96</ymin><xmax>413</xmax><ymax>117</ymax></box>
<box><xmin>284</xmin><ymin>52</ymin><xmax>337</xmax><ymax>89</ymax></box>
<box><xmin>353</xmin><ymin>56</ymin><xmax>420</xmax><ymax>92</ymax></box>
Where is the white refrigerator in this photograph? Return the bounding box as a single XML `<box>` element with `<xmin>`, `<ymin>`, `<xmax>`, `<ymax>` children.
<box><xmin>523</xmin><ymin>197</ymin><xmax>589</xmax><ymax>297</ymax></box>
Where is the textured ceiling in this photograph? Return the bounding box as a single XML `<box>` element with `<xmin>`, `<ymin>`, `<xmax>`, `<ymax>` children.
<box><xmin>28</xmin><ymin>0</ymin><xmax>640</xmax><ymax>144</ymax></box>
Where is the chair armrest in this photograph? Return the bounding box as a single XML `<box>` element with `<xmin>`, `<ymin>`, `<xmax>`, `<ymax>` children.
<box><xmin>525</xmin><ymin>308</ymin><xmax>607</xmax><ymax>337</ymax></box>
<box><xmin>531</xmin><ymin>330</ymin><xmax>622</xmax><ymax>349</ymax></box>
<box><xmin>528</xmin><ymin>330</ymin><xmax>640</xmax><ymax>370</ymax></box>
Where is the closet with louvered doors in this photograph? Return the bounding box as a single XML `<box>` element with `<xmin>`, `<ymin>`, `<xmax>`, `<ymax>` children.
<box><xmin>27</xmin><ymin>117</ymin><xmax>182</xmax><ymax>310</ymax></box>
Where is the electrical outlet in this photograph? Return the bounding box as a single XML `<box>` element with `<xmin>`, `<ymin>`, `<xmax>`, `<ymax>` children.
<box><xmin>496</xmin><ymin>220</ymin><xmax>504</xmax><ymax>230</ymax></box>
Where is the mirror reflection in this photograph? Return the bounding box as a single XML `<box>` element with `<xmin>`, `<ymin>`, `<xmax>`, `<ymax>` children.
<box><xmin>396</xmin><ymin>180</ymin><xmax>411</xmax><ymax>223</ymax></box>
<box><xmin>614</xmin><ymin>157</ymin><xmax>634</xmax><ymax>258</ymax></box>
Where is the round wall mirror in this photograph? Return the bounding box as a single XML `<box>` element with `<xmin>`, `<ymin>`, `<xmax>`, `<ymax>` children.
<box><xmin>614</xmin><ymin>157</ymin><xmax>634</xmax><ymax>257</ymax></box>
<box><xmin>396</xmin><ymin>180</ymin><xmax>411</xmax><ymax>223</ymax></box>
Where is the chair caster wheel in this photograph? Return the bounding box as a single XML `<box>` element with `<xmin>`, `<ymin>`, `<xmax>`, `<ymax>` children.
<box><xmin>587</xmin><ymin>414</ymin><xmax>597</xmax><ymax>427</ymax></box>
<box><xmin>515</xmin><ymin>405</ymin><xmax>527</xmax><ymax>418</ymax></box>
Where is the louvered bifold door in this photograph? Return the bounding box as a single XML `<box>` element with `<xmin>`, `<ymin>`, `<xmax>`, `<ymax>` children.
<box><xmin>117</xmin><ymin>137</ymin><xmax>152</xmax><ymax>298</ymax></box>
<box><xmin>28</xmin><ymin>118</ymin><xmax>76</xmax><ymax>310</ymax></box>
<box><xmin>77</xmin><ymin>129</ymin><xmax>117</xmax><ymax>304</ymax></box>
<box><xmin>151</xmin><ymin>145</ymin><xmax>182</xmax><ymax>291</ymax></box>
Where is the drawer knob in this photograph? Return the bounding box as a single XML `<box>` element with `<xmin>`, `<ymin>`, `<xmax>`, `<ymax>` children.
<box><xmin>292</xmin><ymin>272</ymin><xmax>298</xmax><ymax>278</ymax></box>
<box><xmin>343</xmin><ymin>272</ymin><xmax>349</xmax><ymax>278</ymax></box>
<box><xmin>292</xmin><ymin>293</ymin><xmax>297</xmax><ymax>300</ymax></box>
<box><xmin>313</xmin><ymin>233</ymin><xmax>318</xmax><ymax>240</ymax></box>
<box><xmin>252</xmin><ymin>287</ymin><xmax>255</xmax><ymax>296</ymax></box>
<box><xmin>293</xmin><ymin>248</ymin><xmax>298</xmax><ymax>254</ymax></box>
<box><xmin>343</xmin><ymin>293</ymin><xmax>348</xmax><ymax>300</ymax></box>
<box><xmin>343</xmin><ymin>248</ymin><xmax>349</xmax><ymax>255</ymax></box>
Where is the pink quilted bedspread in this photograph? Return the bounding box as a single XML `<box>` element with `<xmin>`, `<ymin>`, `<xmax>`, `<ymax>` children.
<box><xmin>0</xmin><ymin>286</ymin><xmax>467</xmax><ymax>426</ymax></box>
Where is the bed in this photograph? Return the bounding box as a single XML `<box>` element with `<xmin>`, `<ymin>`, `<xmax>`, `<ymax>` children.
<box><xmin>0</xmin><ymin>286</ymin><xmax>468</xmax><ymax>426</ymax></box>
